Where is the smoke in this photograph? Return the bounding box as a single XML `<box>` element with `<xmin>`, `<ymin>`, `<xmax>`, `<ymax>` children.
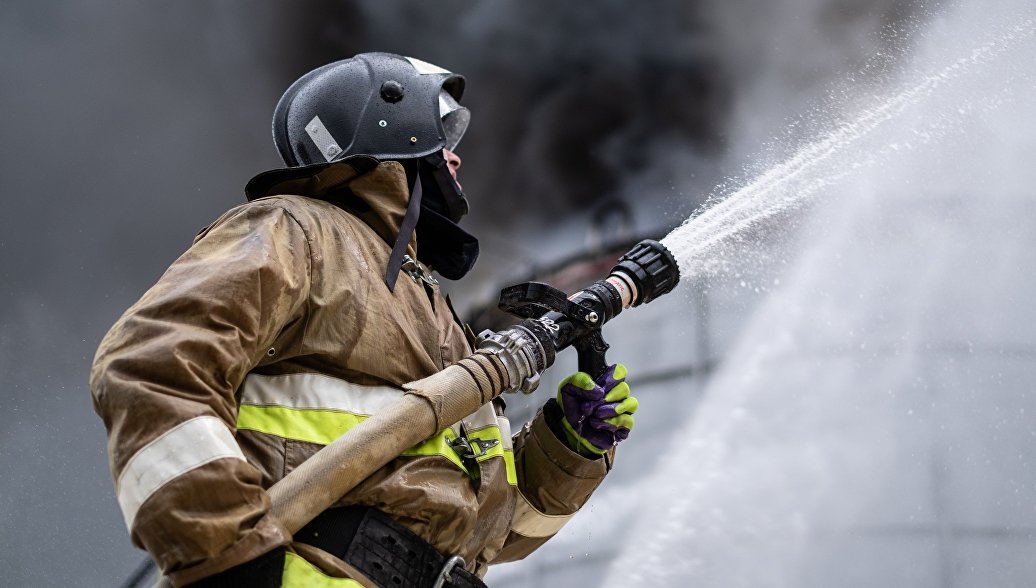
<box><xmin>306</xmin><ymin>0</ymin><xmax>730</xmax><ymax>229</ymax></box>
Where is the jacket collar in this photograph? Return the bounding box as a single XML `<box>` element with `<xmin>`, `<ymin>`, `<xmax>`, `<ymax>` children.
<box><xmin>244</xmin><ymin>156</ymin><xmax>417</xmax><ymax>256</ymax></box>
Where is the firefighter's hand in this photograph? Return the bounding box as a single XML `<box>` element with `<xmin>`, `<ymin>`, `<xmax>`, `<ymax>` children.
<box><xmin>556</xmin><ymin>364</ymin><xmax>637</xmax><ymax>456</ymax></box>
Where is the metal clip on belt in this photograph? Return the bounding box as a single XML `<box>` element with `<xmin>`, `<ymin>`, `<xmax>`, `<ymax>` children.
<box><xmin>432</xmin><ymin>556</ymin><xmax>466</xmax><ymax>588</ymax></box>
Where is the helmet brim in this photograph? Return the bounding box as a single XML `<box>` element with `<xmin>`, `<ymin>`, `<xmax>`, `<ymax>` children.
<box><xmin>244</xmin><ymin>155</ymin><xmax>380</xmax><ymax>201</ymax></box>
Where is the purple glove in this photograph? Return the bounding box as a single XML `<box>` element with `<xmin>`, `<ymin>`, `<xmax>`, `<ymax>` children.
<box><xmin>556</xmin><ymin>364</ymin><xmax>637</xmax><ymax>456</ymax></box>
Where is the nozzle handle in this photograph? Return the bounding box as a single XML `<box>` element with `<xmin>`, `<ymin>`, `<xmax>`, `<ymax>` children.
<box><xmin>574</xmin><ymin>329</ymin><xmax>610</xmax><ymax>379</ymax></box>
<box><xmin>495</xmin><ymin>239</ymin><xmax>680</xmax><ymax>384</ymax></box>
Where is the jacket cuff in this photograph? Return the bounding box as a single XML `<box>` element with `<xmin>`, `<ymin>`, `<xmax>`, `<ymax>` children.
<box><xmin>168</xmin><ymin>515</ymin><xmax>291</xmax><ymax>587</ymax></box>
<box><xmin>538</xmin><ymin>399</ymin><xmax>615</xmax><ymax>476</ymax></box>
<box><xmin>188</xmin><ymin>546</ymin><xmax>286</xmax><ymax>588</ymax></box>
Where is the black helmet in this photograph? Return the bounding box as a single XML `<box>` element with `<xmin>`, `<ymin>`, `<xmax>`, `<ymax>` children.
<box><xmin>272</xmin><ymin>52</ymin><xmax>469</xmax><ymax>166</ymax></box>
<box><xmin>257</xmin><ymin>52</ymin><xmax>478</xmax><ymax>290</ymax></box>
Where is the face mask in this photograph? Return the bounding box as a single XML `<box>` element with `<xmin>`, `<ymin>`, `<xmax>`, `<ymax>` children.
<box><xmin>419</xmin><ymin>151</ymin><xmax>469</xmax><ymax>223</ymax></box>
<box><xmin>414</xmin><ymin>154</ymin><xmax>479</xmax><ymax>279</ymax></box>
<box><xmin>415</xmin><ymin>204</ymin><xmax>480</xmax><ymax>280</ymax></box>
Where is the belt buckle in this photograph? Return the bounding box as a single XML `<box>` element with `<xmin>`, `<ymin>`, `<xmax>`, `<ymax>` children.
<box><xmin>431</xmin><ymin>555</ymin><xmax>466</xmax><ymax>588</ymax></box>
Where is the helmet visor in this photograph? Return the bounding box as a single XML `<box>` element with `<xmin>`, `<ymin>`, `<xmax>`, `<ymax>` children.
<box><xmin>439</xmin><ymin>90</ymin><xmax>470</xmax><ymax>151</ymax></box>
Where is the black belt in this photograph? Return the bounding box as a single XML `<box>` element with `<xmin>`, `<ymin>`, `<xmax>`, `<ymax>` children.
<box><xmin>295</xmin><ymin>506</ymin><xmax>486</xmax><ymax>588</ymax></box>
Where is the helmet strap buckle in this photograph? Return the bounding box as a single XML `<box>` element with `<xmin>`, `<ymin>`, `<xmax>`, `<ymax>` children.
<box><xmin>401</xmin><ymin>255</ymin><xmax>439</xmax><ymax>286</ymax></box>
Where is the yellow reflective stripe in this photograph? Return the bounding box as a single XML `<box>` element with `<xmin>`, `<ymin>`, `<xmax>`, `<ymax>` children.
<box><xmin>466</xmin><ymin>426</ymin><xmax>517</xmax><ymax>486</ymax></box>
<box><xmin>282</xmin><ymin>552</ymin><xmax>364</xmax><ymax>588</ymax></box>
<box><xmin>238</xmin><ymin>405</ymin><xmax>361</xmax><ymax>445</ymax></box>
<box><xmin>400</xmin><ymin>428</ymin><xmax>469</xmax><ymax>474</ymax></box>
<box><xmin>503</xmin><ymin>449</ymin><xmax>517</xmax><ymax>486</ymax></box>
<box><xmin>237</xmin><ymin>394</ymin><xmax>516</xmax><ymax>484</ymax></box>
<box><xmin>467</xmin><ymin>427</ymin><xmax>505</xmax><ymax>460</ymax></box>
<box><xmin>236</xmin><ymin>405</ymin><xmax>470</xmax><ymax>474</ymax></box>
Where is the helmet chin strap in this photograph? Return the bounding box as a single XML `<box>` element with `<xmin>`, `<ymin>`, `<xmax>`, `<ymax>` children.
<box><xmin>384</xmin><ymin>172</ymin><xmax>424</xmax><ymax>292</ymax></box>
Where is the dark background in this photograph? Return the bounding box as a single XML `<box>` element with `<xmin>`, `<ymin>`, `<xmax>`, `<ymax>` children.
<box><xmin>0</xmin><ymin>1</ymin><xmax>914</xmax><ymax>584</ymax></box>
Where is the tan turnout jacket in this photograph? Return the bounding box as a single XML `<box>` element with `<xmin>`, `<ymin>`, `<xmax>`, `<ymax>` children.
<box><xmin>91</xmin><ymin>160</ymin><xmax>611</xmax><ymax>585</ymax></box>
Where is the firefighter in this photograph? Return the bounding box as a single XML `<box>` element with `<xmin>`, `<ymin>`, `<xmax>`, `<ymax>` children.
<box><xmin>91</xmin><ymin>52</ymin><xmax>638</xmax><ymax>587</ymax></box>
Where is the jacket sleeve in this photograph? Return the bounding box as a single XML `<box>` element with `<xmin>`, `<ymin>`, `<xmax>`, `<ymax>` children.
<box><xmin>492</xmin><ymin>398</ymin><xmax>615</xmax><ymax>563</ymax></box>
<box><xmin>90</xmin><ymin>201</ymin><xmax>311</xmax><ymax>586</ymax></box>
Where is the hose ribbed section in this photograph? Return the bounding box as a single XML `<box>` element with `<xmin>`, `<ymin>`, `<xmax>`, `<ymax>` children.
<box><xmin>405</xmin><ymin>351</ymin><xmax>508</xmax><ymax>427</ymax></box>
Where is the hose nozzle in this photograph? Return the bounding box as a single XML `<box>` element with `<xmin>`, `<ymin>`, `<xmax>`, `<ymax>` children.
<box><xmin>607</xmin><ymin>239</ymin><xmax>680</xmax><ymax>308</ymax></box>
<box><xmin>496</xmin><ymin>238</ymin><xmax>681</xmax><ymax>381</ymax></box>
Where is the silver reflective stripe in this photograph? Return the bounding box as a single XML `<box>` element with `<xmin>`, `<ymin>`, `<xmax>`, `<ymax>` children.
<box><xmin>404</xmin><ymin>56</ymin><xmax>450</xmax><ymax>75</ymax></box>
<box><xmin>460</xmin><ymin>402</ymin><xmax>498</xmax><ymax>432</ymax></box>
<box><xmin>439</xmin><ymin>91</ymin><xmax>461</xmax><ymax>119</ymax></box>
<box><xmin>496</xmin><ymin>414</ymin><xmax>513</xmax><ymax>452</ymax></box>
<box><xmin>305</xmin><ymin>115</ymin><xmax>343</xmax><ymax>162</ymax></box>
<box><xmin>116</xmin><ymin>416</ymin><xmax>244</xmax><ymax>530</ymax></box>
<box><xmin>438</xmin><ymin>91</ymin><xmax>470</xmax><ymax>151</ymax></box>
<box><xmin>511</xmin><ymin>490</ymin><xmax>575</xmax><ymax>538</ymax></box>
<box><xmin>239</xmin><ymin>373</ymin><xmax>405</xmax><ymax>415</ymax></box>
